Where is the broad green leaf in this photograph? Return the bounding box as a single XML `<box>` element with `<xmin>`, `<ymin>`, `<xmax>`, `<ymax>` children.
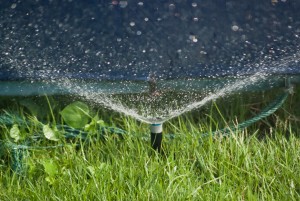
<box><xmin>84</xmin><ymin>114</ymin><xmax>105</xmax><ymax>132</ymax></box>
<box><xmin>42</xmin><ymin>159</ymin><xmax>58</xmax><ymax>177</ymax></box>
<box><xmin>97</xmin><ymin>120</ymin><xmax>105</xmax><ymax>126</ymax></box>
<box><xmin>43</xmin><ymin>124</ymin><xmax>59</xmax><ymax>141</ymax></box>
<box><xmin>84</xmin><ymin>123</ymin><xmax>92</xmax><ymax>131</ymax></box>
<box><xmin>10</xmin><ymin>124</ymin><xmax>21</xmax><ymax>142</ymax></box>
<box><xmin>60</xmin><ymin>101</ymin><xmax>90</xmax><ymax>128</ymax></box>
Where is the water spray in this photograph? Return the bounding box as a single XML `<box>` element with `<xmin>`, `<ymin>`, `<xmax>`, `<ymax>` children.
<box><xmin>150</xmin><ymin>123</ymin><xmax>163</xmax><ymax>152</ymax></box>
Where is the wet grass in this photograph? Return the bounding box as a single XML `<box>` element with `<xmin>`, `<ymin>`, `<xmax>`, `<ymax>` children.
<box><xmin>0</xmin><ymin>87</ymin><xmax>300</xmax><ymax>200</ymax></box>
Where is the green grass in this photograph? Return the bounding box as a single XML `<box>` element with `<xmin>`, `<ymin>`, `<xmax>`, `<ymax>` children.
<box><xmin>0</xmin><ymin>88</ymin><xmax>300</xmax><ymax>200</ymax></box>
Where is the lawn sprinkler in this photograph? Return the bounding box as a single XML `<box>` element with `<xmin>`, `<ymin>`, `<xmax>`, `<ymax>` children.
<box><xmin>150</xmin><ymin>123</ymin><xmax>163</xmax><ymax>152</ymax></box>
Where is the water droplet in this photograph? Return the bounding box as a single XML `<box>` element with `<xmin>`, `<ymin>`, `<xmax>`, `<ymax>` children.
<box><xmin>130</xmin><ymin>22</ymin><xmax>135</xmax><ymax>26</ymax></box>
<box><xmin>193</xmin><ymin>17</ymin><xmax>199</xmax><ymax>22</ymax></box>
<box><xmin>119</xmin><ymin>1</ymin><xmax>128</xmax><ymax>8</ymax></box>
<box><xmin>144</xmin><ymin>17</ymin><xmax>149</xmax><ymax>22</ymax></box>
<box><xmin>231</xmin><ymin>25</ymin><xmax>239</xmax><ymax>31</ymax></box>
<box><xmin>169</xmin><ymin>4</ymin><xmax>175</xmax><ymax>10</ymax></box>
<box><xmin>192</xmin><ymin>2</ymin><xmax>197</xmax><ymax>7</ymax></box>
<box><xmin>138</xmin><ymin>2</ymin><xmax>143</xmax><ymax>6</ymax></box>
<box><xmin>117</xmin><ymin>38</ymin><xmax>122</xmax><ymax>42</ymax></box>
<box><xmin>136</xmin><ymin>31</ymin><xmax>142</xmax><ymax>35</ymax></box>
<box><xmin>189</xmin><ymin>34</ymin><xmax>197</xmax><ymax>42</ymax></box>
<box><xmin>11</xmin><ymin>3</ymin><xmax>17</xmax><ymax>9</ymax></box>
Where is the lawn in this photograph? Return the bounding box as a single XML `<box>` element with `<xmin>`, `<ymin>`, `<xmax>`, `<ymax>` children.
<box><xmin>0</xmin><ymin>87</ymin><xmax>299</xmax><ymax>200</ymax></box>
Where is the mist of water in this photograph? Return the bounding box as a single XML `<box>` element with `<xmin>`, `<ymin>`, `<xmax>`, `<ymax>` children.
<box><xmin>52</xmin><ymin>51</ymin><xmax>299</xmax><ymax>124</ymax></box>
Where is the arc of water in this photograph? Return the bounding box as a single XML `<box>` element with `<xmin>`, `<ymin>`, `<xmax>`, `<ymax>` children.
<box><xmin>57</xmin><ymin>71</ymin><xmax>268</xmax><ymax>124</ymax></box>
<box><xmin>53</xmin><ymin>51</ymin><xmax>300</xmax><ymax>124</ymax></box>
<box><xmin>161</xmin><ymin>72</ymin><xmax>269</xmax><ymax>123</ymax></box>
<box><xmin>59</xmin><ymin>78</ymin><xmax>152</xmax><ymax>123</ymax></box>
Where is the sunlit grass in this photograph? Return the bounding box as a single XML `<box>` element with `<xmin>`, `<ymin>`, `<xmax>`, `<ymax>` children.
<box><xmin>1</xmin><ymin>123</ymin><xmax>299</xmax><ymax>200</ymax></box>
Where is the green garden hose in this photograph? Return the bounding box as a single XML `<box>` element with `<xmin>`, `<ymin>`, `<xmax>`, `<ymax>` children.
<box><xmin>202</xmin><ymin>87</ymin><xmax>292</xmax><ymax>138</ymax></box>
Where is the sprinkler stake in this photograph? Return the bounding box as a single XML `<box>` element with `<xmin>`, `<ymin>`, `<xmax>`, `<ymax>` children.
<box><xmin>150</xmin><ymin>124</ymin><xmax>163</xmax><ymax>152</ymax></box>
